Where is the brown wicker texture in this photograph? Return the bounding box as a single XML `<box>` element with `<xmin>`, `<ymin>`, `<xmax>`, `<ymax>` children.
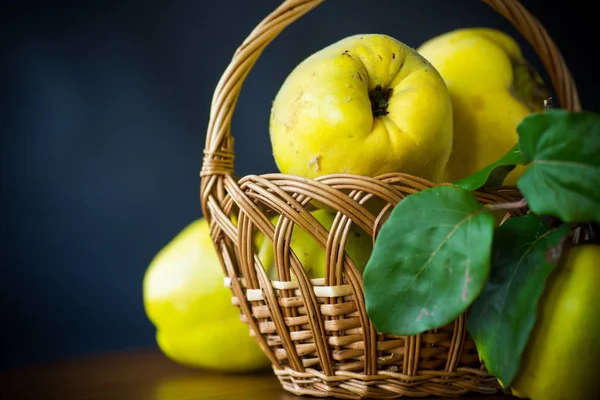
<box><xmin>199</xmin><ymin>1</ymin><xmax>580</xmax><ymax>399</ymax></box>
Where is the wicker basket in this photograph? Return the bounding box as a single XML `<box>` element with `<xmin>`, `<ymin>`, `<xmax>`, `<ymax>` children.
<box><xmin>200</xmin><ymin>1</ymin><xmax>580</xmax><ymax>398</ymax></box>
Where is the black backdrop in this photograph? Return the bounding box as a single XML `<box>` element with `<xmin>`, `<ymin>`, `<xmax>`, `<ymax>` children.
<box><xmin>1</xmin><ymin>0</ymin><xmax>597</xmax><ymax>370</ymax></box>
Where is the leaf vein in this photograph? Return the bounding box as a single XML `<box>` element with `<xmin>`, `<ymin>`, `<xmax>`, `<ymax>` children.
<box><xmin>534</xmin><ymin>159</ymin><xmax>600</xmax><ymax>172</ymax></box>
<box><xmin>490</xmin><ymin>228</ymin><xmax>557</xmax><ymax>341</ymax></box>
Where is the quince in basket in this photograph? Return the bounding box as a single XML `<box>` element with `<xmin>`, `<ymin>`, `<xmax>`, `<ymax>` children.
<box><xmin>143</xmin><ymin>218</ymin><xmax>271</xmax><ymax>372</ymax></box>
<box><xmin>269</xmin><ymin>33</ymin><xmax>453</xmax><ymax>182</ymax></box>
<box><xmin>417</xmin><ymin>28</ymin><xmax>550</xmax><ymax>185</ymax></box>
<box><xmin>254</xmin><ymin>209</ymin><xmax>373</xmax><ymax>280</ymax></box>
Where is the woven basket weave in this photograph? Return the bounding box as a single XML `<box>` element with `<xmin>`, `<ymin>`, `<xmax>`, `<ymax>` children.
<box><xmin>200</xmin><ymin>1</ymin><xmax>580</xmax><ymax>398</ymax></box>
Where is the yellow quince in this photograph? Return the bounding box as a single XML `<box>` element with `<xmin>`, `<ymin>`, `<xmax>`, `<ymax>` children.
<box><xmin>417</xmin><ymin>28</ymin><xmax>550</xmax><ymax>186</ymax></box>
<box><xmin>143</xmin><ymin>218</ymin><xmax>271</xmax><ymax>372</ymax></box>
<box><xmin>269</xmin><ymin>33</ymin><xmax>453</xmax><ymax>182</ymax></box>
<box><xmin>255</xmin><ymin>209</ymin><xmax>373</xmax><ymax>280</ymax></box>
<box><xmin>507</xmin><ymin>243</ymin><xmax>600</xmax><ymax>400</ymax></box>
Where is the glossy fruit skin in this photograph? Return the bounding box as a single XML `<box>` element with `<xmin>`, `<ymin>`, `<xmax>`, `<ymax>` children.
<box><xmin>508</xmin><ymin>244</ymin><xmax>600</xmax><ymax>400</ymax></box>
<box><xmin>143</xmin><ymin>218</ymin><xmax>271</xmax><ymax>372</ymax></box>
<box><xmin>417</xmin><ymin>28</ymin><xmax>549</xmax><ymax>186</ymax></box>
<box><xmin>269</xmin><ymin>33</ymin><xmax>453</xmax><ymax>183</ymax></box>
<box><xmin>255</xmin><ymin>209</ymin><xmax>373</xmax><ymax>280</ymax></box>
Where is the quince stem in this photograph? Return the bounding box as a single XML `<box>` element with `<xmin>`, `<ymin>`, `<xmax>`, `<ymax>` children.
<box><xmin>370</xmin><ymin>84</ymin><xmax>393</xmax><ymax>117</ymax></box>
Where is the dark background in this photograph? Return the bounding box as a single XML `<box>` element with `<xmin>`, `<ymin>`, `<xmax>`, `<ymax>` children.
<box><xmin>1</xmin><ymin>0</ymin><xmax>597</xmax><ymax>371</ymax></box>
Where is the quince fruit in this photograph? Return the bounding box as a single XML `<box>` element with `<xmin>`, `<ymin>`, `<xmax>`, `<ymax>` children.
<box><xmin>508</xmin><ymin>243</ymin><xmax>600</xmax><ymax>400</ymax></box>
<box><xmin>269</xmin><ymin>34</ymin><xmax>453</xmax><ymax>183</ymax></box>
<box><xmin>255</xmin><ymin>209</ymin><xmax>373</xmax><ymax>280</ymax></box>
<box><xmin>417</xmin><ymin>28</ymin><xmax>550</xmax><ymax>186</ymax></box>
<box><xmin>143</xmin><ymin>218</ymin><xmax>271</xmax><ymax>372</ymax></box>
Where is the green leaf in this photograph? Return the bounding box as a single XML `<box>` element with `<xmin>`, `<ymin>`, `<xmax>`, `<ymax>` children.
<box><xmin>364</xmin><ymin>185</ymin><xmax>495</xmax><ymax>336</ymax></box>
<box><xmin>467</xmin><ymin>215</ymin><xmax>571</xmax><ymax>387</ymax></box>
<box><xmin>454</xmin><ymin>143</ymin><xmax>528</xmax><ymax>191</ymax></box>
<box><xmin>517</xmin><ymin>109</ymin><xmax>600</xmax><ymax>223</ymax></box>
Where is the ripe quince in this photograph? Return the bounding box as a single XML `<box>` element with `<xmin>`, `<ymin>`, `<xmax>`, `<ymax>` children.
<box><xmin>143</xmin><ymin>218</ymin><xmax>271</xmax><ymax>372</ymax></box>
<box><xmin>255</xmin><ymin>209</ymin><xmax>373</xmax><ymax>280</ymax></box>
<box><xmin>417</xmin><ymin>28</ymin><xmax>550</xmax><ymax>185</ymax></box>
<box><xmin>269</xmin><ymin>34</ymin><xmax>453</xmax><ymax>183</ymax></box>
<box><xmin>508</xmin><ymin>243</ymin><xmax>600</xmax><ymax>400</ymax></box>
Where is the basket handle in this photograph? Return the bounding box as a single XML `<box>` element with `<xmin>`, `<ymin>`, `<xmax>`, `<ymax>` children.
<box><xmin>200</xmin><ymin>0</ymin><xmax>580</xmax><ymax>209</ymax></box>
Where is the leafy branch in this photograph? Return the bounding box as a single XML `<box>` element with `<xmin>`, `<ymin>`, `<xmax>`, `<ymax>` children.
<box><xmin>485</xmin><ymin>198</ymin><xmax>528</xmax><ymax>211</ymax></box>
<box><xmin>363</xmin><ymin>107</ymin><xmax>600</xmax><ymax>387</ymax></box>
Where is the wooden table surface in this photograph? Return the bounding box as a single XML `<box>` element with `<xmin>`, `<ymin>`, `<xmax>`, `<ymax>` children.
<box><xmin>0</xmin><ymin>349</ymin><xmax>519</xmax><ymax>400</ymax></box>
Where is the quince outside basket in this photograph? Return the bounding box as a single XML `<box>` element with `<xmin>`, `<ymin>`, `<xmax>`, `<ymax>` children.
<box><xmin>199</xmin><ymin>0</ymin><xmax>580</xmax><ymax>398</ymax></box>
